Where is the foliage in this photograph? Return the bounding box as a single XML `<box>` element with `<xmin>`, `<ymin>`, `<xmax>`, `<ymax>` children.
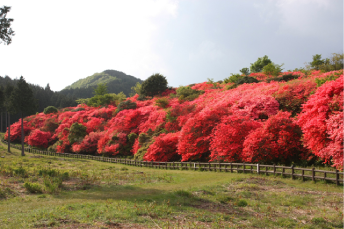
<box><xmin>223</xmin><ymin>74</ymin><xmax>244</xmax><ymax>84</ymax></box>
<box><xmin>115</xmin><ymin>100</ymin><xmax>137</xmax><ymax>113</ymax></box>
<box><xmin>318</xmin><ymin>53</ymin><xmax>344</xmax><ymax>72</ymax></box>
<box><xmin>141</xmin><ymin>73</ymin><xmax>168</xmax><ymax>97</ymax></box>
<box><xmin>0</xmin><ymin>6</ymin><xmax>15</xmax><ymax>45</ymax></box>
<box><xmin>68</xmin><ymin>123</ymin><xmax>87</xmax><ymax>145</ymax></box>
<box><xmin>262</xmin><ymin>63</ymin><xmax>284</xmax><ymax>76</ymax></box>
<box><xmin>10</xmin><ymin>76</ymin><xmax>37</xmax><ymax>115</ymax></box>
<box><xmin>250</xmin><ymin>55</ymin><xmax>272</xmax><ymax>73</ymax></box>
<box><xmin>155</xmin><ymin>98</ymin><xmax>169</xmax><ymax>108</ymax></box>
<box><xmin>236</xmin><ymin>76</ymin><xmax>259</xmax><ymax>85</ymax></box>
<box><xmin>93</xmin><ymin>83</ymin><xmax>108</xmax><ymax>96</ymax></box>
<box><xmin>315</xmin><ymin>71</ymin><xmax>341</xmax><ymax>87</ymax></box>
<box><xmin>310</xmin><ymin>54</ymin><xmax>325</xmax><ymax>70</ymax></box>
<box><xmin>24</xmin><ymin>182</ymin><xmax>43</xmax><ymax>194</ymax></box>
<box><xmin>176</xmin><ymin>86</ymin><xmax>203</xmax><ymax>102</ymax></box>
<box><xmin>43</xmin><ymin>106</ymin><xmax>58</xmax><ymax>114</ymax></box>
<box><xmin>130</xmin><ymin>82</ymin><xmax>142</xmax><ymax>96</ymax></box>
<box><xmin>239</xmin><ymin>68</ymin><xmax>250</xmax><ymax>76</ymax></box>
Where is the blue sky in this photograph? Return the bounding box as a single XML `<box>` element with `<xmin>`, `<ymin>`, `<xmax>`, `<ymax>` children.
<box><xmin>0</xmin><ymin>0</ymin><xmax>343</xmax><ymax>91</ymax></box>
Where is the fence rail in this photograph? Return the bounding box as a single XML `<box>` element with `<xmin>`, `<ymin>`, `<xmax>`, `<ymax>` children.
<box><xmin>2</xmin><ymin>140</ymin><xmax>343</xmax><ymax>185</ymax></box>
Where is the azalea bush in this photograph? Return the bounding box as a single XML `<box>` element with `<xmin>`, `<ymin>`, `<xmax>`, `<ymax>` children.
<box><xmin>5</xmin><ymin>70</ymin><xmax>342</xmax><ymax>170</ymax></box>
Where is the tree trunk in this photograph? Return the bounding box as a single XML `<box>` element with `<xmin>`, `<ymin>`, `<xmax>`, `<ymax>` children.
<box><xmin>7</xmin><ymin>112</ymin><xmax>10</xmax><ymax>153</ymax></box>
<box><xmin>21</xmin><ymin>112</ymin><xmax>25</xmax><ymax>156</ymax></box>
<box><xmin>1</xmin><ymin>112</ymin><xmax>2</xmax><ymax>133</ymax></box>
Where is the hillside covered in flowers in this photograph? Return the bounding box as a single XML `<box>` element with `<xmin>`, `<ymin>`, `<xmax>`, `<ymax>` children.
<box><xmin>5</xmin><ymin>70</ymin><xmax>343</xmax><ymax>170</ymax></box>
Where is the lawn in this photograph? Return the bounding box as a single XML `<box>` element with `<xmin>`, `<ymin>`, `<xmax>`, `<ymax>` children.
<box><xmin>0</xmin><ymin>142</ymin><xmax>342</xmax><ymax>229</ymax></box>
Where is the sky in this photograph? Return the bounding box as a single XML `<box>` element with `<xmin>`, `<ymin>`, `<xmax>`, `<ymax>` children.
<box><xmin>0</xmin><ymin>0</ymin><xmax>343</xmax><ymax>91</ymax></box>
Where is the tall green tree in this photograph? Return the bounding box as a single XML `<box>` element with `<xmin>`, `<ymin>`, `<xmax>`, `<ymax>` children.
<box><xmin>10</xmin><ymin>76</ymin><xmax>37</xmax><ymax>156</ymax></box>
<box><xmin>93</xmin><ymin>83</ymin><xmax>108</xmax><ymax>96</ymax></box>
<box><xmin>141</xmin><ymin>73</ymin><xmax>168</xmax><ymax>97</ymax></box>
<box><xmin>4</xmin><ymin>84</ymin><xmax>14</xmax><ymax>152</ymax></box>
<box><xmin>0</xmin><ymin>6</ymin><xmax>15</xmax><ymax>45</ymax></box>
<box><xmin>310</xmin><ymin>54</ymin><xmax>325</xmax><ymax>70</ymax></box>
<box><xmin>239</xmin><ymin>68</ymin><xmax>250</xmax><ymax>76</ymax></box>
<box><xmin>250</xmin><ymin>55</ymin><xmax>272</xmax><ymax>73</ymax></box>
<box><xmin>0</xmin><ymin>86</ymin><xmax>4</xmax><ymax>132</ymax></box>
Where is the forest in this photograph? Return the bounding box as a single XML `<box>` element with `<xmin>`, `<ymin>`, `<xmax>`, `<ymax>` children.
<box><xmin>4</xmin><ymin>54</ymin><xmax>343</xmax><ymax>170</ymax></box>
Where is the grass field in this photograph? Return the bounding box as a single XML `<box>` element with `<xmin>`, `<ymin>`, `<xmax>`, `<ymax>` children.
<box><xmin>0</xmin><ymin>142</ymin><xmax>342</xmax><ymax>229</ymax></box>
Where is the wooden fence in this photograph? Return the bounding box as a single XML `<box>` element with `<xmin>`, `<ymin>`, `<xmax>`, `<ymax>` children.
<box><xmin>2</xmin><ymin>140</ymin><xmax>343</xmax><ymax>185</ymax></box>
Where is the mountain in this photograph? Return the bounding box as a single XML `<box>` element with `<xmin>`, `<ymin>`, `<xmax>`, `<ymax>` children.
<box><xmin>60</xmin><ymin>70</ymin><xmax>143</xmax><ymax>98</ymax></box>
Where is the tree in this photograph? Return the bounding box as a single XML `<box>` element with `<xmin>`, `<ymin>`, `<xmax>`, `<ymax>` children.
<box><xmin>94</xmin><ymin>83</ymin><xmax>108</xmax><ymax>96</ymax></box>
<box><xmin>10</xmin><ymin>76</ymin><xmax>37</xmax><ymax>156</ymax></box>
<box><xmin>141</xmin><ymin>73</ymin><xmax>168</xmax><ymax>97</ymax></box>
<box><xmin>0</xmin><ymin>86</ymin><xmax>4</xmax><ymax>132</ymax></box>
<box><xmin>130</xmin><ymin>82</ymin><xmax>142</xmax><ymax>96</ymax></box>
<box><xmin>310</xmin><ymin>54</ymin><xmax>324</xmax><ymax>70</ymax></box>
<box><xmin>4</xmin><ymin>84</ymin><xmax>14</xmax><ymax>152</ymax></box>
<box><xmin>239</xmin><ymin>68</ymin><xmax>250</xmax><ymax>76</ymax></box>
<box><xmin>262</xmin><ymin>63</ymin><xmax>284</xmax><ymax>76</ymax></box>
<box><xmin>250</xmin><ymin>55</ymin><xmax>272</xmax><ymax>73</ymax></box>
<box><xmin>0</xmin><ymin>6</ymin><xmax>15</xmax><ymax>45</ymax></box>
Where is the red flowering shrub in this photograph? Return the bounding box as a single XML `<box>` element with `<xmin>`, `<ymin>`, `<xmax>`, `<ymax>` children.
<box><xmin>242</xmin><ymin>111</ymin><xmax>306</xmax><ymax>164</ymax></box>
<box><xmin>297</xmin><ymin>75</ymin><xmax>343</xmax><ymax>170</ymax></box>
<box><xmin>144</xmin><ymin>132</ymin><xmax>181</xmax><ymax>162</ymax></box>
<box><xmin>72</xmin><ymin>131</ymin><xmax>103</xmax><ymax>154</ymax></box>
<box><xmin>210</xmin><ymin>115</ymin><xmax>262</xmax><ymax>162</ymax></box>
<box><xmin>5</xmin><ymin>120</ymin><xmax>32</xmax><ymax>142</ymax></box>
<box><xmin>272</xmin><ymin>78</ymin><xmax>317</xmax><ymax>115</ymax></box>
<box><xmin>28</xmin><ymin>129</ymin><xmax>51</xmax><ymax>148</ymax></box>
<box><xmin>177</xmin><ymin>106</ymin><xmax>228</xmax><ymax>161</ymax></box>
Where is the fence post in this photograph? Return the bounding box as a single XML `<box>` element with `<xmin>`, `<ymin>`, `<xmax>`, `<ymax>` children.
<box><xmin>312</xmin><ymin>168</ymin><xmax>315</xmax><ymax>182</ymax></box>
<box><xmin>302</xmin><ymin>169</ymin><xmax>304</xmax><ymax>181</ymax></box>
<box><xmin>208</xmin><ymin>162</ymin><xmax>210</xmax><ymax>171</ymax></box>
<box><xmin>230</xmin><ymin>163</ymin><xmax>233</xmax><ymax>173</ymax></box>
<box><xmin>291</xmin><ymin>165</ymin><xmax>294</xmax><ymax>180</ymax></box>
<box><xmin>243</xmin><ymin>162</ymin><xmax>245</xmax><ymax>174</ymax></box>
<box><xmin>257</xmin><ymin>164</ymin><xmax>260</xmax><ymax>175</ymax></box>
<box><xmin>273</xmin><ymin>164</ymin><xmax>276</xmax><ymax>175</ymax></box>
<box><xmin>336</xmin><ymin>170</ymin><xmax>339</xmax><ymax>185</ymax></box>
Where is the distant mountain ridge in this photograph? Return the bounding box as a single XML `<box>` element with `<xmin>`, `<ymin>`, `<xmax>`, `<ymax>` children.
<box><xmin>60</xmin><ymin>70</ymin><xmax>143</xmax><ymax>98</ymax></box>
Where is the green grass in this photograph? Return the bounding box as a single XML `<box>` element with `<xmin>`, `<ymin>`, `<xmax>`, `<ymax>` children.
<box><xmin>0</xmin><ymin>142</ymin><xmax>342</xmax><ymax>228</ymax></box>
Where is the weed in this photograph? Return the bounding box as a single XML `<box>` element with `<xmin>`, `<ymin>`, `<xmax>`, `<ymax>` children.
<box><xmin>237</xmin><ymin>199</ymin><xmax>248</xmax><ymax>207</ymax></box>
<box><xmin>24</xmin><ymin>182</ymin><xmax>43</xmax><ymax>193</ymax></box>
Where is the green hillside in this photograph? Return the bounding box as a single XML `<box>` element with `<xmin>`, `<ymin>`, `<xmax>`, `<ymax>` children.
<box><xmin>60</xmin><ymin>70</ymin><xmax>143</xmax><ymax>98</ymax></box>
<box><xmin>64</xmin><ymin>72</ymin><xmax>118</xmax><ymax>90</ymax></box>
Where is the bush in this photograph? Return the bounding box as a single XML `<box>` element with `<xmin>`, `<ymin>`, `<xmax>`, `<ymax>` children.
<box><xmin>237</xmin><ymin>199</ymin><xmax>248</xmax><ymax>207</ymax></box>
<box><xmin>68</xmin><ymin>123</ymin><xmax>87</xmax><ymax>145</ymax></box>
<box><xmin>262</xmin><ymin>63</ymin><xmax>284</xmax><ymax>76</ymax></box>
<box><xmin>155</xmin><ymin>98</ymin><xmax>169</xmax><ymax>108</ymax></box>
<box><xmin>24</xmin><ymin>182</ymin><xmax>43</xmax><ymax>194</ymax></box>
<box><xmin>43</xmin><ymin>106</ymin><xmax>58</xmax><ymax>114</ymax></box>
<box><xmin>141</xmin><ymin>73</ymin><xmax>168</xmax><ymax>97</ymax></box>
<box><xmin>223</xmin><ymin>74</ymin><xmax>244</xmax><ymax>84</ymax></box>
<box><xmin>115</xmin><ymin>100</ymin><xmax>137</xmax><ymax>113</ymax></box>
<box><xmin>236</xmin><ymin>76</ymin><xmax>259</xmax><ymax>85</ymax></box>
<box><xmin>176</xmin><ymin>86</ymin><xmax>204</xmax><ymax>102</ymax></box>
<box><xmin>315</xmin><ymin>71</ymin><xmax>341</xmax><ymax>87</ymax></box>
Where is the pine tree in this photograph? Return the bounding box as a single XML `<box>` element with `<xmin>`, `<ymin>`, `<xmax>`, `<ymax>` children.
<box><xmin>10</xmin><ymin>76</ymin><xmax>37</xmax><ymax>156</ymax></box>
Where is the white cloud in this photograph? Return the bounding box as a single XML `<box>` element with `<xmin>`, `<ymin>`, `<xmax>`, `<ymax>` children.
<box><xmin>188</xmin><ymin>40</ymin><xmax>223</xmax><ymax>61</ymax></box>
<box><xmin>0</xmin><ymin>0</ymin><xmax>179</xmax><ymax>91</ymax></box>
